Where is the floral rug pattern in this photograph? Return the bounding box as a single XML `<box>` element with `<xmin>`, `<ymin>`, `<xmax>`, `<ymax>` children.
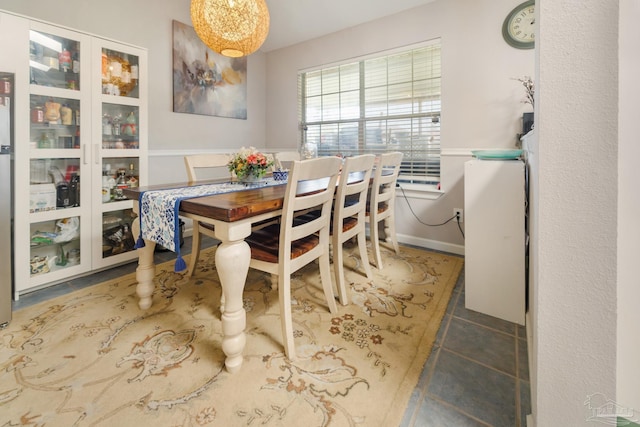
<box><xmin>0</xmin><ymin>243</ymin><xmax>462</xmax><ymax>426</ymax></box>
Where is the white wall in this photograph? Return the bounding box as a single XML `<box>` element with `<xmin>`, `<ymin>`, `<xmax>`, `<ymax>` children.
<box><xmin>534</xmin><ymin>1</ymin><xmax>618</xmax><ymax>425</ymax></box>
<box><xmin>617</xmin><ymin>0</ymin><xmax>640</xmax><ymax>415</ymax></box>
<box><xmin>264</xmin><ymin>0</ymin><xmax>534</xmax><ymax>250</ymax></box>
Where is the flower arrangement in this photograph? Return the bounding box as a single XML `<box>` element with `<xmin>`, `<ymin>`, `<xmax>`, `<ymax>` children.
<box><xmin>514</xmin><ymin>76</ymin><xmax>535</xmax><ymax>109</ymax></box>
<box><xmin>228</xmin><ymin>147</ymin><xmax>274</xmax><ymax>180</ymax></box>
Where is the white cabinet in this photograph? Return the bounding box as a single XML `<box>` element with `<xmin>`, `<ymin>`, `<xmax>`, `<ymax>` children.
<box><xmin>464</xmin><ymin>159</ymin><xmax>525</xmax><ymax>325</ymax></box>
<box><xmin>1</xmin><ymin>11</ymin><xmax>147</xmax><ymax>296</ymax></box>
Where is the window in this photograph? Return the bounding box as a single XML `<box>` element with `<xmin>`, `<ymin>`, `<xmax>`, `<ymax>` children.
<box><xmin>298</xmin><ymin>40</ymin><xmax>441</xmax><ymax>185</ymax></box>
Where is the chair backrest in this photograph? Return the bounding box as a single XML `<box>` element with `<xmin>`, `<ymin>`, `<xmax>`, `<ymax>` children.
<box><xmin>279</xmin><ymin>157</ymin><xmax>342</xmax><ymax>264</ymax></box>
<box><xmin>370</xmin><ymin>152</ymin><xmax>403</xmax><ymax>215</ymax></box>
<box><xmin>334</xmin><ymin>154</ymin><xmax>376</xmax><ymax>231</ymax></box>
<box><xmin>274</xmin><ymin>151</ymin><xmax>301</xmax><ymax>171</ymax></box>
<box><xmin>184</xmin><ymin>154</ymin><xmax>230</xmax><ymax>182</ymax></box>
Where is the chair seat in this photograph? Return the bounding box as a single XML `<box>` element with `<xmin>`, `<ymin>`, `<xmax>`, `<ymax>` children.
<box><xmin>366</xmin><ymin>202</ymin><xmax>388</xmax><ymax>215</ymax></box>
<box><xmin>246</xmin><ymin>223</ymin><xmax>319</xmax><ymax>263</ymax></box>
<box><xmin>294</xmin><ymin>211</ymin><xmax>357</xmax><ymax>234</ymax></box>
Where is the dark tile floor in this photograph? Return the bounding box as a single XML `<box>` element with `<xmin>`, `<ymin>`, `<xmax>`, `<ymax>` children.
<box><xmin>400</xmin><ymin>267</ymin><xmax>531</xmax><ymax>427</ymax></box>
<box><xmin>12</xmin><ymin>237</ymin><xmax>531</xmax><ymax>427</ymax></box>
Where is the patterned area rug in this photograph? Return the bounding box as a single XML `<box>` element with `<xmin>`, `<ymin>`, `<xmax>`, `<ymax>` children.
<box><xmin>0</xmin><ymin>243</ymin><xmax>462</xmax><ymax>426</ymax></box>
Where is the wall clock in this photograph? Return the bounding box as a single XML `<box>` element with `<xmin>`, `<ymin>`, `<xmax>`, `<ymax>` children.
<box><xmin>502</xmin><ymin>0</ymin><xmax>535</xmax><ymax>49</ymax></box>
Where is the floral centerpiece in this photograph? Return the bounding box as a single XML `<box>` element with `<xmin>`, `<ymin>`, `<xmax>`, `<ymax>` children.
<box><xmin>228</xmin><ymin>147</ymin><xmax>274</xmax><ymax>181</ymax></box>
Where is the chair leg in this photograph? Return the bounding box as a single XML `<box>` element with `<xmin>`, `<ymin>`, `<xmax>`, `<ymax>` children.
<box><xmin>319</xmin><ymin>251</ymin><xmax>339</xmax><ymax>314</ymax></box>
<box><xmin>370</xmin><ymin>219</ymin><xmax>383</xmax><ymax>270</ymax></box>
<box><xmin>385</xmin><ymin>216</ymin><xmax>400</xmax><ymax>255</ymax></box>
<box><xmin>278</xmin><ymin>273</ymin><xmax>296</xmax><ymax>360</ymax></box>
<box><xmin>357</xmin><ymin>230</ymin><xmax>374</xmax><ymax>280</ymax></box>
<box><xmin>333</xmin><ymin>238</ymin><xmax>348</xmax><ymax>306</ymax></box>
<box><xmin>187</xmin><ymin>222</ymin><xmax>202</xmax><ymax>278</ymax></box>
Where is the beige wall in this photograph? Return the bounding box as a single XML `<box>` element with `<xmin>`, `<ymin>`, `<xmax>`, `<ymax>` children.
<box><xmin>1</xmin><ymin>0</ymin><xmax>535</xmax><ymax>249</ymax></box>
<box><xmin>533</xmin><ymin>0</ymin><xmax>621</xmax><ymax>425</ymax></box>
<box><xmin>264</xmin><ymin>0</ymin><xmax>535</xmax><ymax>252</ymax></box>
<box><xmin>617</xmin><ymin>0</ymin><xmax>640</xmax><ymax>416</ymax></box>
<box><xmin>0</xmin><ymin>0</ymin><xmax>267</xmax><ymax>170</ymax></box>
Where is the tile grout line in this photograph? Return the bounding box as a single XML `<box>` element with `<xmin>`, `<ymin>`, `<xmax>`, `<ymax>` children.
<box><xmin>406</xmin><ymin>284</ymin><xmax>461</xmax><ymax>427</ymax></box>
<box><xmin>515</xmin><ymin>324</ymin><xmax>522</xmax><ymax>427</ymax></box>
<box><xmin>437</xmin><ymin>346</ymin><xmax>520</xmax><ymax>381</ymax></box>
<box><xmin>451</xmin><ymin>312</ymin><xmax>518</xmax><ymax>339</ymax></box>
<box><xmin>423</xmin><ymin>392</ymin><xmax>494</xmax><ymax>427</ymax></box>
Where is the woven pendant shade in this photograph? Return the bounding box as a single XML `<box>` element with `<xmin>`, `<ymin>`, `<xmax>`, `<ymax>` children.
<box><xmin>190</xmin><ymin>0</ymin><xmax>270</xmax><ymax>58</ymax></box>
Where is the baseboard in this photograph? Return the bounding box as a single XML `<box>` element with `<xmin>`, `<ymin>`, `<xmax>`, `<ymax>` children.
<box><xmin>397</xmin><ymin>233</ymin><xmax>465</xmax><ymax>256</ymax></box>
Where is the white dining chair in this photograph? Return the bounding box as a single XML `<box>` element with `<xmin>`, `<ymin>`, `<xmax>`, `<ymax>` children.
<box><xmin>183</xmin><ymin>153</ymin><xmax>230</xmax><ymax>277</ymax></box>
<box><xmin>331</xmin><ymin>154</ymin><xmax>376</xmax><ymax>304</ymax></box>
<box><xmin>273</xmin><ymin>151</ymin><xmax>301</xmax><ymax>171</ymax></box>
<box><xmin>244</xmin><ymin>156</ymin><xmax>343</xmax><ymax>360</ymax></box>
<box><xmin>367</xmin><ymin>152</ymin><xmax>403</xmax><ymax>270</ymax></box>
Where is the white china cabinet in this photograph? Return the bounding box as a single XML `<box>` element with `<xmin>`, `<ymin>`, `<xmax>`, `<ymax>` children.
<box><xmin>0</xmin><ymin>11</ymin><xmax>147</xmax><ymax>296</ymax></box>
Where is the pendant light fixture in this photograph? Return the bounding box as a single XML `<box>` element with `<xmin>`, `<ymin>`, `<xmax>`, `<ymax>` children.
<box><xmin>190</xmin><ymin>0</ymin><xmax>270</xmax><ymax>58</ymax></box>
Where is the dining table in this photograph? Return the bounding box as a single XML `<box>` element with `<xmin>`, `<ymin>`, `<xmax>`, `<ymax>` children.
<box><xmin>123</xmin><ymin>175</ymin><xmax>340</xmax><ymax>373</ymax></box>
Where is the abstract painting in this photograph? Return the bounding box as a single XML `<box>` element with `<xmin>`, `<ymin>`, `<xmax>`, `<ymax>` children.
<box><xmin>172</xmin><ymin>20</ymin><xmax>247</xmax><ymax>119</ymax></box>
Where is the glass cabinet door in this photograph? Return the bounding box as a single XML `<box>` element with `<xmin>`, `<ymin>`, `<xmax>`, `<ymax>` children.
<box><xmin>94</xmin><ymin>42</ymin><xmax>145</xmax><ymax>267</ymax></box>
<box><xmin>22</xmin><ymin>22</ymin><xmax>92</xmax><ymax>290</ymax></box>
<box><xmin>30</xmin><ymin>30</ymin><xmax>80</xmax><ymax>90</ymax></box>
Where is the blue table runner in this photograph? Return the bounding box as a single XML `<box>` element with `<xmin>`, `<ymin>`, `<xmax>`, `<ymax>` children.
<box><xmin>134</xmin><ymin>179</ymin><xmax>282</xmax><ymax>272</ymax></box>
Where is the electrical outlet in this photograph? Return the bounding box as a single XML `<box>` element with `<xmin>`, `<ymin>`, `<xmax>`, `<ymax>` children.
<box><xmin>454</xmin><ymin>208</ymin><xmax>464</xmax><ymax>223</ymax></box>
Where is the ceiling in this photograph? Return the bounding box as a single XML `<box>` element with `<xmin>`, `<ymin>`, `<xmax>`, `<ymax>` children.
<box><xmin>261</xmin><ymin>0</ymin><xmax>436</xmax><ymax>52</ymax></box>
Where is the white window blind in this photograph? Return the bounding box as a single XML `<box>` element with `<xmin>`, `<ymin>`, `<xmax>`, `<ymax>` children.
<box><xmin>298</xmin><ymin>40</ymin><xmax>441</xmax><ymax>184</ymax></box>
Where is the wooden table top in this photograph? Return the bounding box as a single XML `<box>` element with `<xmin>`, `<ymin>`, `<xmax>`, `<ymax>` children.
<box><xmin>123</xmin><ymin>177</ymin><xmax>332</xmax><ymax>223</ymax></box>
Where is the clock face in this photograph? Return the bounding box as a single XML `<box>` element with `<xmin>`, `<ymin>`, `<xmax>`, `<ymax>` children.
<box><xmin>502</xmin><ymin>1</ymin><xmax>535</xmax><ymax>49</ymax></box>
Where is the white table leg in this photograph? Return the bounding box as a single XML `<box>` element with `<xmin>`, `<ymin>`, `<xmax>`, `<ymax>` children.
<box><xmin>214</xmin><ymin>222</ymin><xmax>251</xmax><ymax>373</ymax></box>
<box><xmin>131</xmin><ymin>203</ymin><xmax>156</xmax><ymax>310</ymax></box>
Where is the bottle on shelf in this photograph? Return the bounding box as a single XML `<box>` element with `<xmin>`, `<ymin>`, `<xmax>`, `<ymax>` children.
<box><xmin>60</xmin><ymin>104</ymin><xmax>72</xmax><ymax>125</ymax></box>
<box><xmin>72</xmin><ymin>52</ymin><xmax>80</xmax><ymax>74</ymax></box>
<box><xmin>121</xmin><ymin>54</ymin><xmax>132</xmax><ymax>96</ymax></box>
<box><xmin>69</xmin><ymin>173</ymin><xmax>80</xmax><ymax>207</ymax></box>
<box><xmin>59</xmin><ymin>46</ymin><xmax>72</xmax><ymax>73</ymax></box>
<box><xmin>31</xmin><ymin>106</ymin><xmax>44</xmax><ymax>123</ymax></box>
<box><xmin>45</xmin><ymin>99</ymin><xmax>61</xmax><ymax>123</ymax></box>
<box><xmin>102</xmin><ymin>114</ymin><xmax>112</xmax><ymax>147</ymax></box>
<box><xmin>114</xmin><ymin>168</ymin><xmax>128</xmax><ymax>200</ymax></box>
<box><xmin>102</xmin><ymin>165</ymin><xmax>116</xmax><ymax>202</ymax></box>
<box><xmin>126</xmin><ymin>163</ymin><xmax>138</xmax><ymax>188</ymax></box>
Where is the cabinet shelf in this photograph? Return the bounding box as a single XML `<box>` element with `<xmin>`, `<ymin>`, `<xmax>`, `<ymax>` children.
<box><xmin>101</xmin><ymin>199</ymin><xmax>135</xmax><ymax>211</ymax></box>
<box><xmin>31</xmin><ymin>123</ymin><xmax>77</xmax><ymax>130</ymax></box>
<box><xmin>101</xmin><ymin>95</ymin><xmax>139</xmax><ymax>106</ymax></box>
<box><xmin>30</xmin><ymin>84</ymin><xmax>81</xmax><ymax>100</ymax></box>
<box><xmin>30</xmin><ymin>236</ymin><xmax>80</xmax><ymax>249</ymax></box>
<box><xmin>30</xmin><ymin>206</ymin><xmax>82</xmax><ymax>222</ymax></box>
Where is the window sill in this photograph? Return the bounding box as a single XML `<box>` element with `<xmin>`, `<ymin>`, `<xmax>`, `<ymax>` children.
<box><xmin>396</xmin><ymin>183</ymin><xmax>444</xmax><ymax>200</ymax></box>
